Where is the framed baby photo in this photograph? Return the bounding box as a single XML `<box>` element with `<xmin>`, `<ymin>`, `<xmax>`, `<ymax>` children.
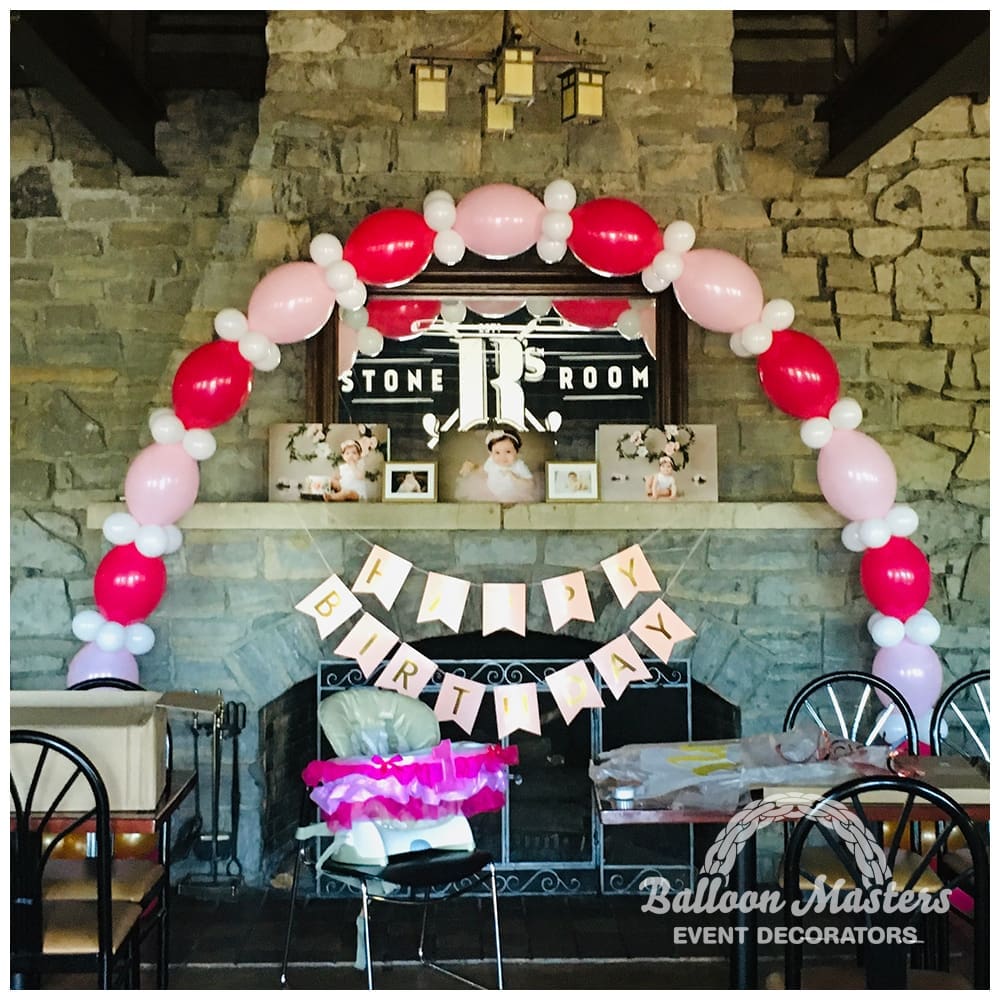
<box><xmin>384</xmin><ymin>462</ymin><xmax>437</xmax><ymax>501</ymax></box>
<box><xmin>437</xmin><ymin>426</ymin><xmax>554</xmax><ymax>503</ymax></box>
<box><xmin>268</xmin><ymin>423</ymin><xmax>389</xmax><ymax>502</ymax></box>
<box><xmin>546</xmin><ymin>462</ymin><xmax>600</xmax><ymax>502</ymax></box>
<box><xmin>596</xmin><ymin>424</ymin><xmax>719</xmax><ymax>503</ymax></box>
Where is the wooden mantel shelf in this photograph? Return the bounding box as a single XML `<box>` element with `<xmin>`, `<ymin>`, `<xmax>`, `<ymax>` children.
<box><xmin>86</xmin><ymin>502</ymin><xmax>844</xmax><ymax>532</ymax></box>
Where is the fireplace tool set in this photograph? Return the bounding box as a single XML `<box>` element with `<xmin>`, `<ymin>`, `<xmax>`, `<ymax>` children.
<box><xmin>175</xmin><ymin>696</ymin><xmax>247</xmax><ymax>900</ymax></box>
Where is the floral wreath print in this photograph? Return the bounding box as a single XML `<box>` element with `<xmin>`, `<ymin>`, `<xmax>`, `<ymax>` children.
<box><xmin>284</xmin><ymin>423</ymin><xmax>387</xmax><ymax>483</ymax></box>
<box><xmin>615</xmin><ymin>424</ymin><xmax>696</xmax><ymax>471</ymax></box>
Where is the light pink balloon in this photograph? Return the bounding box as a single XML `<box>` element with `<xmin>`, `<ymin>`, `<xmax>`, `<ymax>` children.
<box><xmin>872</xmin><ymin>640</ymin><xmax>943</xmax><ymax>717</ymax></box>
<box><xmin>453</xmin><ymin>184</ymin><xmax>545</xmax><ymax>260</ymax></box>
<box><xmin>66</xmin><ymin>642</ymin><xmax>139</xmax><ymax>688</ymax></box>
<box><xmin>816</xmin><ymin>429</ymin><xmax>897</xmax><ymax>522</ymax></box>
<box><xmin>247</xmin><ymin>262</ymin><xmax>337</xmax><ymax>345</ymax></box>
<box><xmin>672</xmin><ymin>248</ymin><xmax>765</xmax><ymax>334</ymax></box>
<box><xmin>338</xmin><ymin>325</ymin><xmax>359</xmax><ymax>377</ymax></box>
<box><xmin>465</xmin><ymin>299</ymin><xmax>526</xmax><ymax>318</ymax></box>
<box><xmin>124</xmin><ymin>442</ymin><xmax>200</xmax><ymax>526</ymax></box>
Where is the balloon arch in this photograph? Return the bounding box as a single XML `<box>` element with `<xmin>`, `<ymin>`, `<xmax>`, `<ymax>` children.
<box><xmin>68</xmin><ymin>180</ymin><xmax>943</xmax><ymax>737</ymax></box>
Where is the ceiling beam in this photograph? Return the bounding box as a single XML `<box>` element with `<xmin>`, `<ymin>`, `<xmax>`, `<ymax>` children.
<box><xmin>815</xmin><ymin>11</ymin><xmax>989</xmax><ymax>177</ymax></box>
<box><xmin>10</xmin><ymin>12</ymin><xmax>168</xmax><ymax>176</ymax></box>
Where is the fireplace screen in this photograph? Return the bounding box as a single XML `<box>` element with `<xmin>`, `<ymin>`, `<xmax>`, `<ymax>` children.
<box><xmin>308</xmin><ymin>650</ymin><xmax>737</xmax><ymax>896</ymax></box>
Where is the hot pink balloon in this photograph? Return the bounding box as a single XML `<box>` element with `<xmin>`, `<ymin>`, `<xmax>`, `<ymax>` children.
<box><xmin>172</xmin><ymin>340</ymin><xmax>254</xmax><ymax>429</ymax></box>
<box><xmin>816</xmin><ymin>429</ymin><xmax>897</xmax><ymax>522</ymax></box>
<box><xmin>872</xmin><ymin>640</ymin><xmax>943</xmax><ymax>717</ymax></box>
<box><xmin>365</xmin><ymin>299</ymin><xmax>441</xmax><ymax>340</ymax></box>
<box><xmin>861</xmin><ymin>537</ymin><xmax>932</xmax><ymax>619</ymax></box>
<box><xmin>453</xmin><ymin>184</ymin><xmax>545</xmax><ymax>260</ymax></box>
<box><xmin>553</xmin><ymin>299</ymin><xmax>630</xmax><ymax>329</ymax></box>
<box><xmin>672</xmin><ymin>248</ymin><xmax>765</xmax><ymax>333</ymax></box>
<box><xmin>343</xmin><ymin>208</ymin><xmax>434</xmax><ymax>287</ymax></box>
<box><xmin>66</xmin><ymin>642</ymin><xmax>139</xmax><ymax>688</ymax></box>
<box><xmin>567</xmin><ymin>198</ymin><xmax>662</xmax><ymax>277</ymax></box>
<box><xmin>248</xmin><ymin>262</ymin><xmax>336</xmax><ymax>345</ymax></box>
<box><xmin>124</xmin><ymin>442</ymin><xmax>200</xmax><ymax>526</ymax></box>
<box><xmin>93</xmin><ymin>544</ymin><xmax>167</xmax><ymax>625</ymax></box>
<box><xmin>756</xmin><ymin>329</ymin><xmax>840</xmax><ymax>419</ymax></box>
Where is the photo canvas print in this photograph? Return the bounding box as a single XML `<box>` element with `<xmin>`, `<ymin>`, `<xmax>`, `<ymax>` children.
<box><xmin>437</xmin><ymin>426</ymin><xmax>554</xmax><ymax>503</ymax></box>
<box><xmin>597</xmin><ymin>424</ymin><xmax>719</xmax><ymax>503</ymax></box>
<box><xmin>268</xmin><ymin>423</ymin><xmax>389</xmax><ymax>502</ymax></box>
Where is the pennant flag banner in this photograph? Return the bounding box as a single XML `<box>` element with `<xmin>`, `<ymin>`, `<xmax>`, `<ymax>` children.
<box><xmin>601</xmin><ymin>544</ymin><xmax>660</xmax><ymax>609</ymax></box>
<box><xmin>434</xmin><ymin>672</ymin><xmax>487</xmax><ymax>735</ymax></box>
<box><xmin>542</xmin><ymin>571</ymin><xmax>595</xmax><ymax>631</ymax></box>
<box><xmin>352</xmin><ymin>545</ymin><xmax>413</xmax><ymax>610</ymax></box>
<box><xmin>294</xmin><ymin>573</ymin><xmax>362</xmax><ymax>639</ymax></box>
<box><xmin>418</xmin><ymin>572</ymin><xmax>471</xmax><ymax>633</ymax></box>
<box><xmin>482</xmin><ymin>583</ymin><xmax>527</xmax><ymax>637</ymax></box>
<box><xmin>334</xmin><ymin>612</ymin><xmax>400</xmax><ymax>678</ymax></box>
<box><xmin>494</xmin><ymin>682</ymin><xmax>541</xmax><ymax>738</ymax></box>
<box><xmin>630</xmin><ymin>598</ymin><xmax>697</xmax><ymax>664</ymax></box>
<box><xmin>590</xmin><ymin>634</ymin><xmax>653</xmax><ymax>700</ymax></box>
<box><xmin>374</xmin><ymin>643</ymin><xmax>438</xmax><ymax>698</ymax></box>
<box><xmin>546</xmin><ymin>660</ymin><xmax>605</xmax><ymax>724</ymax></box>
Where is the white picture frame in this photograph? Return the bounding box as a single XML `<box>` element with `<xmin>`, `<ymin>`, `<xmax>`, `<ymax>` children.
<box><xmin>384</xmin><ymin>462</ymin><xmax>437</xmax><ymax>501</ymax></box>
<box><xmin>546</xmin><ymin>462</ymin><xmax>600</xmax><ymax>502</ymax></box>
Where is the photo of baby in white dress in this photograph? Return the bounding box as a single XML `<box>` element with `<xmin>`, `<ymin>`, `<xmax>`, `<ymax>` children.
<box><xmin>439</xmin><ymin>427</ymin><xmax>552</xmax><ymax>503</ymax></box>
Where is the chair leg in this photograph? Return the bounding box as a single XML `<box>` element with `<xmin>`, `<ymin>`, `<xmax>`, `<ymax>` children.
<box><xmin>279</xmin><ymin>843</ymin><xmax>305</xmax><ymax>988</ymax></box>
<box><xmin>158</xmin><ymin>884</ymin><xmax>170</xmax><ymax>989</ymax></box>
<box><xmin>488</xmin><ymin>862</ymin><xmax>504</xmax><ymax>990</ymax></box>
<box><xmin>360</xmin><ymin>881</ymin><xmax>374</xmax><ymax>991</ymax></box>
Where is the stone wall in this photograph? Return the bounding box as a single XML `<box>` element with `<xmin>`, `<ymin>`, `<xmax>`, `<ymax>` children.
<box><xmin>9</xmin><ymin>11</ymin><xmax>989</xmax><ymax>883</ymax></box>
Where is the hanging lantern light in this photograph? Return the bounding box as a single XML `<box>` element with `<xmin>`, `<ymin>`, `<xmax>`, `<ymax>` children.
<box><xmin>560</xmin><ymin>66</ymin><xmax>608</xmax><ymax>122</ymax></box>
<box><xmin>482</xmin><ymin>86</ymin><xmax>515</xmax><ymax>135</ymax></box>
<box><xmin>411</xmin><ymin>61</ymin><xmax>451</xmax><ymax>118</ymax></box>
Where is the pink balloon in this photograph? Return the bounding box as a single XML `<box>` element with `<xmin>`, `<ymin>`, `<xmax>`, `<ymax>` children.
<box><xmin>672</xmin><ymin>248</ymin><xmax>765</xmax><ymax>333</ymax></box>
<box><xmin>454</xmin><ymin>184</ymin><xmax>545</xmax><ymax>260</ymax></box>
<box><xmin>124</xmin><ymin>442</ymin><xmax>200</xmax><ymax>526</ymax></box>
<box><xmin>247</xmin><ymin>262</ymin><xmax>336</xmax><ymax>345</ymax></box>
<box><xmin>66</xmin><ymin>642</ymin><xmax>139</xmax><ymax>688</ymax></box>
<box><xmin>465</xmin><ymin>299</ymin><xmax>526</xmax><ymax>318</ymax></box>
<box><xmin>872</xmin><ymin>640</ymin><xmax>943</xmax><ymax>717</ymax></box>
<box><xmin>816</xmin><ymin>429</ymin><xmax>897</xmax><ymax>522</ymax></box>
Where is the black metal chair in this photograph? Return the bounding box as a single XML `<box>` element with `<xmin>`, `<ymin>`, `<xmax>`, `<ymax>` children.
<box><xmin>11</xmin><ymin>728</ymin><xmax>145</xmax><ymax>989</ymax></box>
<box><xmin>784</xmin><ymin>670</ymin><xmax>920</xmax><ymax>754</ymax></box>
<box><xmin>766</xmin><ymin>774</ymin><xmax>989</xmax><ymax>989</ymax></box>
<box><xmin>930</xmin><ymin>669</ymin><xmax>990</xmax><ymax>764</ymax></box>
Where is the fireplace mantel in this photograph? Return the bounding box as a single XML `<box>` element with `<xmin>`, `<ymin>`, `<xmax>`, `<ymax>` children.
<box><xmin>86</xmin><ymin>501</ymin><xmax>843</xmax><ymax>532</ymax></box>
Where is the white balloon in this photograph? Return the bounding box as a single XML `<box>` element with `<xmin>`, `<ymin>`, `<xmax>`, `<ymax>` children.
<box><xmin>213</xmin><ymin>308</ymin><xmax>248</xmax><ymax>342</ymax></box>
<box><xmin>134</xmin><ymin>524</ymin><xmax>168</xmax><ymax>558</ymax></box>
<box><xmin>254</xmin><ymin>342</ymin><xmax>282</xmax><ymax>372</ymax></box>
<box><xmin>433</xmin><ymin>229</ymin><xmax>466</xmax><ymax>266</ymax></box>
<box><xmin>870</xmin><ymin>614</ymin><xmax>905</xmax><ymax>647</ymax></box>
<box><xmin>149</xmin><ymin>409</ymin><xmax>185</xmax><ymax>444</ymax></box>
<box><xmin>95</xmin><ymin>621</ymin><xmax>127</xmax><ymax>653</ymax></box>
<box><xmin>424</xmin><ymin>199</ymin><xmax>457</xmax><ymax>232</ymax></box>
<box><xmin>545</xmin><ymin>411</ymin><xmax>563</xmax><ymax>433</ymax></box>
<box><xmin>905</xmin><ymin>609</ymin><xmax>941</xmax><ymax>646</ymax></box>
<box><xmin>357</xmin><ymin>326</ymin><xmax>384</xmax><ymax>357</ymax></box>
<box><xmin>324</xmin><ymin>260</ymin><xmax>358</xmax><ymax>292</ymax></box>
<box><xmin>340</xmin><ymin>306</ymin><xmax>369</xmax><ymax>330</ymax></box>
<box><xmin>309</xmin><ymin>233</ymin><xmax>343</xmax><ymax>267</ymax></box>
<box><xmin>663</xmin><ymin>220</ymin><xmax>696</xmax><ymax>254</ymax></box>
<box><xmin>423</xmin><ymin>189</ymin><xmax>454</xmax><ymax>211</ymax></box>
<box><xmin>881</xmin><ymin>714</ymin><xmax>909</xmax><ymax>747</ymax></box>
<box><xmin>841</xmin><ymin>522</ymin><xmax>866</xmax><ymax>552</ymax></box>
<box><xmin>125</xmin><ymin>623</ymin><xmax>156</xmax><ymax>655</ymax></box>
<box><xmin>440</xmin><ymin>300</ymin><xmax>467</xmax><ymax>324</ymax></box>
<box><xmin>103</xmin><ymin>511</ymin><xmax>138</xmax><ymax>546</ymax></box>
<box><xmin>829</xmin><ymin>397</ymin><xmax>863</xmax><ymax>429</ymax></box>
<box><xmin>885</xmin><ymin>504</ymin><xmax>919</xmax><ymax>537</ymax></box>
<box><xmin>858</xmin><ymin>518</ymin><xmax>891</xmax><ymax>549</ymax></box>
<box><xmin>652</xmin><ymin>250</ymin><xmax>684</xmax><ymax>283</ymax></box>
<box><xmin>541</xmin><ymin>211</ymin><xmax>573</xmax><ymax>242</ymax></box>
<box><xmin>163</xmin><ymin>524</ymin><xmax>183</xmax><ymax>554</ymax></box>
<box><xmin>729</xmin><ymin>332</ymin><xmax>753</xmax><ymax>358</ymax></box>
<box><xmin>616</xmin><ymin>309</ymin><xmax>642</xmax><ymax>340</ymax></box>
<box><xmin>740</xmin><ymin>323</ymin><xmax>773</xmax><ymax>355</ymax></box>
<box><xmin>761</xmin><ymin>298</ymin><xmax>795</xmax><ymax>331</ymax></box>
<box><xmin>641</xmin><ymin>266</ymin><xmax>670</xmax><ymax>293</ymax></box>
<box><xmin>238</xmin><ymin>331</ymin><xmax>271</xmax><ymax>364</ymax></box>
<box><xmin>526</xmin><ymin>297</ymin><xmax>552</xmax><ymax>318</ymax></box>
<box><xmin>536</xmin><ymin>237</ymin><xmax>567</xmax><ymax>264</ymax></box>
<box><xmin>922</xmin><ymin>713</ymin><xmax>947</xmax><ymax>743</ymax></box>
<box><xmin>543</xmin><ymin>179</ymin><xmax>577</xmax><ymax>213</ymax></box>
<box><xmin>800</xmin><ymin>416</ymin><xmax>833</xmax><ymax>449</ymax></box>
<box><xmin>337</xmin><ymin>280</ymin><xmax>368</xmax><ymax>311</ymax></box>
<box><xmin>72</xmin><ymin>609</ymin><xmax>106</xmax><ymax>642</ymax></box>
<box><xmin>183</xmin><ymin>428</ymin><xmax>217</xmax><ymax>461</ymax></box>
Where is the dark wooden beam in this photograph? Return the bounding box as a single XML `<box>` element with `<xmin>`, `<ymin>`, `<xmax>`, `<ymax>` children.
<box><xmin>733</xmin><ymin>60</ymin><xmax>836</xmax><ymax>97</ymax></box>
<box><xmin>10</xmin><ymin>12</ymin><xmax>167</xmax><ymax>176</ymax></box>
<box><xmin>815</xmin><ymin>11</ymin><xmax>989</xmax><ymax>177</ymax></box>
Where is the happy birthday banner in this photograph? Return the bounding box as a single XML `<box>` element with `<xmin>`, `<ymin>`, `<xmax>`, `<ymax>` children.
<box><xmin>296</xmin><ymin>543</ymin><xmax>695</xmax><ymax>738</ymax></box>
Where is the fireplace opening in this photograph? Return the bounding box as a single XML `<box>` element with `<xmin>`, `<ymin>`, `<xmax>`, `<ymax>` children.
<box><xmin>260</xmin><ymin>631</ymin><xmax>739</xmax><ymax>893</ymax></box>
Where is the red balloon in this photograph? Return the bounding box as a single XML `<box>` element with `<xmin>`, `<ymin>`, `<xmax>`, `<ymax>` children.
<box><xmin>94</xmin><ymin>544</ymin><xmax>168</xmax><ymax>625</ymax></box>
<box><xmin>343</xmin><ymin>208</ymin><xmax>434</xmax><ymax>287</ymax></box>
<box><xmin>365</xmin><ymin>299</ymin><xmax>441</xmax><ymax>340</ymax></box>
<box><xmin>756</xmin><ymin>329</ymin><xmax>841</xmax><ymax>419</ymax></box>
<box><xmin>172</xmin><ymin>340</ymin><xmax>254</xmax><ymax>429</ymax></box>
<box><xmin>860</xmin><ymin>537</ymin><xmax>932</xmax><ymax>619</ymax></box>
<box><xmin>567</xmin><ymin>198</ymin><xmax>662</xmax><ymax>277</ymax></box>
<box><xmin>553</xmin><ymin>299</ymin><xmax>630</xmax><ymax>329</ymax></box>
